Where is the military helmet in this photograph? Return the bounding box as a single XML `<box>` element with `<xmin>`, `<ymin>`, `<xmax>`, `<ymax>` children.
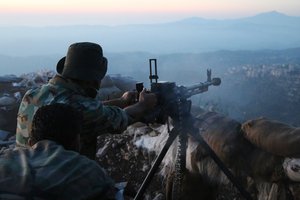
<box><xmin>56</xmin><ymin>42</ymin><xmax>107</xmax><ymax>81</ymax></box>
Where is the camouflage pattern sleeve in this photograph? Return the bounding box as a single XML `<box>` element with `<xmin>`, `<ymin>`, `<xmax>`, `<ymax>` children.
<box><xmin>71</xmin><ymin>94</ymin><xmax>129</xmax><ymax>135</ymax></box>
<box><xmin>16</xmin><ymin>81</ymin><xmax>66</xmax><ymax>147</ymax></box>
<box><xmin>16</xmin><ymin>88</ymin><xmax>43</xmax><ymax>147</ymax></box>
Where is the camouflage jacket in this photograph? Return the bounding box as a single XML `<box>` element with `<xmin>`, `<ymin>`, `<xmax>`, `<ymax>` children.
<box><xmin>16</xmin><ymin>74</ymin><xmax>128</xmax><ymax>149</ymax></box>
<box><xmin>0</xmin><ymin>140</ymin><xmax>114</xmax><ymax>199</ymax></box>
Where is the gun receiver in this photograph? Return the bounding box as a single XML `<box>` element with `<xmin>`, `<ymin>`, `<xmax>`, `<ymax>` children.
<box><xmin>137</xmin><ymin>59</ymin><xmax>221</xmax><ymax>123</ymax></box>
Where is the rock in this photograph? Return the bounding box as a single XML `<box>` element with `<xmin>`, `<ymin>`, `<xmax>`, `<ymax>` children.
<box><xmin>283</xmin><ymin>158</ymin><xmax>300</xmax><ymax>182</ymax></box>
<box><xmin>17</xmin><ymin>71</ymin><xmax>53</xmax><ymax>88</ymax></box>
<box><xmin>0</xmin><ymin>75</ymin><xmax>23</xmax><ymax>83</ymax></box>
<box><xmin>0</xmin><ymin>96</ymin><xmax>16</xmax><ymax>106</ymax></box>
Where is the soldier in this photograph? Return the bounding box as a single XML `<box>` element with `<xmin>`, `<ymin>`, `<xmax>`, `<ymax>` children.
<box><xmin>16</xmin><ymin>42</ymin><xmax>157</xmax><ymax>159</ymax></box>
<box><xmin>1</xmin><ymin>104</ymin><xmax>116</xmax><ymax>199</ymax></box>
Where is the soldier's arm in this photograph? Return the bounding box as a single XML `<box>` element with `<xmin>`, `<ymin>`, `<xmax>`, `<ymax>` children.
<box><xmin>124</xmin><ymin>88</ymin><xmax>157</xmax><ymax>124</ymax></box>
<box><xmin>102</xmin><ymin>91</ymin><xmax>137</xmax><ymax>108</ymax></box>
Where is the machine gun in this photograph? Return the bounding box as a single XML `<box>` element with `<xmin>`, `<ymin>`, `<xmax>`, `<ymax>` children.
<box><xmin>134</xmin><ymin>59</ymin><xmax>253</xmax><ymax>200</ymax></box>
<box><xmin>136</xmin><ymin>58</ymin><xmax>221</xmax><ymax>124</ymax></box>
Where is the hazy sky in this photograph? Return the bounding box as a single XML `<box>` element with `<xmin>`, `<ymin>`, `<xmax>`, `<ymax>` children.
<box><xmin>0</xmin><ymin>0</ymin><xmax>299</xmax><ymax>26</ymax></box>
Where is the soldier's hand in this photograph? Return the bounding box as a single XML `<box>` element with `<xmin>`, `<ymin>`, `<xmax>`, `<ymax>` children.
<box><xmin>120</xmin><ymin>91</ymin><xmax>137</xmax><ymax>106</ymax></box>
<box><xmin>139</xmin><ymin>88</ymin><xmax>157</xmax><ymax>110</ymax></box>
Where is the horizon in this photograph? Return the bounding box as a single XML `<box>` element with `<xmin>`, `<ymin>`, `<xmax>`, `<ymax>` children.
<box><xmin>0</xmin><ymin>0</ymin><xmax>299</xmax><ymax>26</ymax></box>
<box><xmin>0</xmin><ymin>10</ymin><xmax>298</xmax><ymax>28</ymax></box>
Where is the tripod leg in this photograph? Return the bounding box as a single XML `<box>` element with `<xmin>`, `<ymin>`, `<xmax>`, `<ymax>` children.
<box><xmin>134</xmin><ymin>128</ymin><xmax>179</xmax><ymax>200</ymax></box>
<box><xmin>188</xmin><ymin>126</ymin><xmax>253</xmax><ymax>200</ymax></box>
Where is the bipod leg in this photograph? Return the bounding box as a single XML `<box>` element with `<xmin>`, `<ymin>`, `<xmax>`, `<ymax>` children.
<box><xmin>134</xmin><ymin>127</ymin><xmax>179</xmax><ymax>200</ymax></box>
<box><xmin>187</xmin><ymin>118</ymin><xmax>253</xmax><ymax>200</ymax></box>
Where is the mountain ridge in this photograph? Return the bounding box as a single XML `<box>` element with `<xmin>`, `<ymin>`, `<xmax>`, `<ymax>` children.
<box><xmin>1</xmin><ymin>11</ymin><xmax>298</xmax><ymax>28</ymax></box>
<box><xmin>0</xmin><ymin>11</ymin><xmax>299</xmax><ymax>56</ymax></box>
<box><xmin>1</xmin><ymin>47</ymin><xmax>299</xmax><ymax>76</ymax></box>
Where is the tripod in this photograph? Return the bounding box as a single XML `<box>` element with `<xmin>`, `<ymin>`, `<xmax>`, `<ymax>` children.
<box><xmin>133</xmin><ymin>112</ymin><xmax>253</xmax><ymax>200</ymax></box>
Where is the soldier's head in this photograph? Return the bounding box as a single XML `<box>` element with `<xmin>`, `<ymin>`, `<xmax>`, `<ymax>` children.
<box><xmin>57</xmin><ymin>42</ymin><xmax>107</xmax><ymax>89</ymax></box>
<box><xmin>29</xmin><ymin>103</ymin><xmax>83</xmax><ymax>152</ymax></box>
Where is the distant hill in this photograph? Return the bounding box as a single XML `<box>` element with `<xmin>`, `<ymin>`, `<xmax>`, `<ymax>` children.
<box><xmin>0</xmin><ymin>11</ymin><xmax>299</xmax><ymax>56</ymax></box>
<box><xmin>0</xmin><ymin>54</ymin><xmax>60</xmax><ymax>76</ymax></box>
<box><xmin>1</xmin><ymin>47</ymin><xmax>300</xmax><ymax>80</ymax></box>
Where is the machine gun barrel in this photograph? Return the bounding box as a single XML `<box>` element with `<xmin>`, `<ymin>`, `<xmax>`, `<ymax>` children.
<box><xmin>182</xmin><ymin>77</ymin><xmax>221</xmax><ymax>99</ymax></box>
